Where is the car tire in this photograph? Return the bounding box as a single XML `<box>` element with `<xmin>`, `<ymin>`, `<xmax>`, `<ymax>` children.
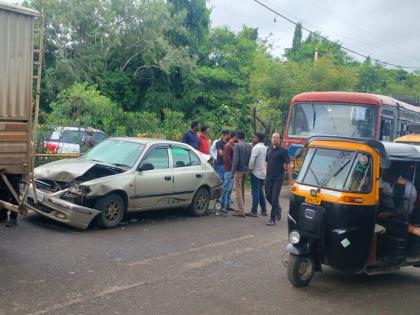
<box><xmin>287</xmin><ymin>254</ymin><xmax>315</xmax><ymax>287</ymax></box>
<box><xmin>189</xmin><ymin>187</ymin><xmax>210</xmax><ymax>216</ymax></box>
<box><xmin>94</xmin><ymin>193</ymin><xmax>126</xmax><ymax>228</ymax></box>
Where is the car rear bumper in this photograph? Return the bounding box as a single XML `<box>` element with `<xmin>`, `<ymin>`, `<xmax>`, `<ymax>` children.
<box><xmin>26</xmin><ymin>187</ymin><xmax>100</xmax><ymax>230</ymax></box>
<box><xmin>210</xmin><ymin>185</ymin><xmax>223</xmax><ymax>200</ymax></box>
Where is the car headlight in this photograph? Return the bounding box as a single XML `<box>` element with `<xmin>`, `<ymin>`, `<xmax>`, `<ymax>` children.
<box><xmin>69</xmin><ymin>184</ymin><xmax>91</xmax><ymax>195</ymax></box>
<box><xmin>289</xmin><ymin>231</ymin><xmax>300</xmax><ymax>244</ymax></box>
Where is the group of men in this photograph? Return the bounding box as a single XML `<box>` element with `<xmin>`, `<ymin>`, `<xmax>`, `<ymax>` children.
<box><xmin>182</xmin><ymin>120</ymin><xmax>292</xmax><ymax>226</ymax></box>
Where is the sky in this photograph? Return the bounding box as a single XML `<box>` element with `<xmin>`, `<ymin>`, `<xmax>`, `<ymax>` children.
<box><xmin>208</xmin><ymin>0</ymin><xmax>420</xmax><ymax>69</ymax></box>
<box><xmin>2</xmin><ymin>0</ymin><xmax>420</xmax><ymax>69</ymax></box>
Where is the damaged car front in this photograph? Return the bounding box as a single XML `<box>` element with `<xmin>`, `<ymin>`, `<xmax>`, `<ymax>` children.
<box><xmin>27</xmin><ymin>139</ymin><xmax>145</xmax><ymax>229</ymax></box>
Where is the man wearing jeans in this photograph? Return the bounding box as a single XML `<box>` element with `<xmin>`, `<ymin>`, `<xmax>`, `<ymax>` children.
<box><xmin>265</xmin><ymin>133</ymin><xmax>292</xmax><ymax>226</ymax></box>
<box><xmin>231</xmin><ymin>130</ymin><xmax>252</xmax><ymax>218</ymax></box>
<box><xmin>214</xmin><ymin>130</ymin><xmax>230</xmax><ymax>181</ymax></box>
<box><xmin>220</xmin><ymin>131</ymin><xmax>237</xmax><ymax>213</ymax></box>
<box><xmin>248</xmin><ymin>131</ymin><xmax>268</xmax><ymax>217</ymax></box>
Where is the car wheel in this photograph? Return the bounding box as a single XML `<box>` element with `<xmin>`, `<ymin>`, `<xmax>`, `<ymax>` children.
<box><xmin>287</xmin><ymin>254</ymin><xmax>315</xmax><ymax>287</ymax></box>
<box><xmin>189</xmin><ymin>187</ymin><xmax>210</xmax><ymax>216</ymax></box>
<box><xmin>94</xmin><ymin>193</ymin><xmax>126</xmax><ymax>228</ymax></box>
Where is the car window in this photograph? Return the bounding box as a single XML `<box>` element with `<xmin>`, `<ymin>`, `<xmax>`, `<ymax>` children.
<box><xmin>171</xmin><ymin>147</ymin><xmax>200</xmax><ymax>168</ymax></box>
<box><xmin>61</xmin><ymin>130</ymin><xmax>82</xmax><ymax>144</ymax></box>
<box><xmin>48</xmin><ymin>130</ymin><xmax>61</xmax><ymax>141</ymax></box>
<box><xmin>142</xmin><ymin>147</ymin><xmax>169</xmax><ymax>170</ymax></box>
<box><xmin>94</xmin><ymin>132</ymin><xmax>106</xmax><ymax>143</ymax></box>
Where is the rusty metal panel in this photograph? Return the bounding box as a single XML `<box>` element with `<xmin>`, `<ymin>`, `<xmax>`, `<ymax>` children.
<box><xmin>0</xmin><ymin>7</ymin><xmax>35</xmax><ymax>121</ymax></box>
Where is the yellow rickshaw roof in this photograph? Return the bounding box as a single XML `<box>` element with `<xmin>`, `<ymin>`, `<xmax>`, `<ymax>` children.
<box><xmin>394</xmin><ymin>134</ymin><xmax>420</xmax><ymax>144</ymax></box>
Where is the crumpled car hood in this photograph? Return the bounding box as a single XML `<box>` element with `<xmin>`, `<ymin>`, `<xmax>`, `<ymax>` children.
<box><xmin>35</xmin><ymin>159</ymin><xmax>99</xmax><ymax>182</ymax></box>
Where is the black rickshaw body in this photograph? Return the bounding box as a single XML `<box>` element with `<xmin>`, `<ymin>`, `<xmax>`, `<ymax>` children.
<box><xmin>287</xmin><ymin>136</ymin><xmax>420</xmax><ymax>281</ymax></box>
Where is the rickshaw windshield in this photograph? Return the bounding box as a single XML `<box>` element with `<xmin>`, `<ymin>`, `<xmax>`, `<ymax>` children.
<box><xmin>297</xmin><ymin>147</ymin><xmax>372</xmax><ymax>193</ymax></box>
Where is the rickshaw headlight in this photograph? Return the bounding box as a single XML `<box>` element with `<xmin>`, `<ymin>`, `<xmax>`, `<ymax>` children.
<box><xmin>289</xmin><ymin>231</ymin><xmax>300</xmax><ymax>244</ymax></box>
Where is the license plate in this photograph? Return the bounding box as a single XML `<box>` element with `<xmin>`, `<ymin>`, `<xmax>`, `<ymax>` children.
<box><xmin>305</xmin><ymin>196</ymin><xmax>321</xmax><ymax>205</ymax></box>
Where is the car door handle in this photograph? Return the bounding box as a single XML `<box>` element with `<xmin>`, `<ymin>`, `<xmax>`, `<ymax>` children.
<box><xmin>164</xmin><ymin>176</ymin><xmax>172</xmax><ymax>181</ymax></box>
<box><xmin>196</xmin><ymin>174</ymin><xmax>202</xmax><ymax>179</ymax></box>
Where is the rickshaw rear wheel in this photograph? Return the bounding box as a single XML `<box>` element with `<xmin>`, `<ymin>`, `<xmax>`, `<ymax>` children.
<box><xmin>287</xmin><ymin>254</ymin><xmax>315</xmax><ymax>287</ymax></box>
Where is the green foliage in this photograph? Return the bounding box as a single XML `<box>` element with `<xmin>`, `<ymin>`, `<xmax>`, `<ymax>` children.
<box><xmin>291</xmin><ymin>23</ymin><xmax>302</xmax><ymax>52</ymax></box>
<box><xmin>23</xmin><ymin>0</ymin><xmax>420</xmax><ymax>144</ymax></box>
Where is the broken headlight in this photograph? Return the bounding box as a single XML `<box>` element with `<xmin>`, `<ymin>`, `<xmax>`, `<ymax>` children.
<box><xmin>68</xmin><ymin>184</ymin><xmax>91</xmax><ymax>195</ymax></box>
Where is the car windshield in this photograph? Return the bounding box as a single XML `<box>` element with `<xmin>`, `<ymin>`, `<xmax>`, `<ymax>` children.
<box><xmin>82</xmin><ymin>139</ymin><xmax>145</xmax><ymax>168</ymax></box>
<box><xmin>297</xmin><ymin>147</ymin><xmax>372</xmax><ymax>193</ymax></box>
<box><xmin>288</xmin><ymin>103</ymin><xmax>376</xmax><ymax>139</ymax></box>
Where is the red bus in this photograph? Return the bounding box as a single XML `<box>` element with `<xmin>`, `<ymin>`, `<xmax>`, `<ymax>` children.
<box><xmin>283</xmin><ymin>91</ymin><xmax>420</xmax><ymax>155</ymax></box>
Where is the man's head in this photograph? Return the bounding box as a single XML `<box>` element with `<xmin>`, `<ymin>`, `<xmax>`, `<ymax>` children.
<box><xmin>229</xmin><ymin>131</ymin><xmax>237</xmax><ymax>143</ymax></box>
<box><xmin>191</xmin><ymin>121</ymin><xmax>200</xmax><ymax>132</ymax></box>
<box><xmin>271</xmin><ymin>132</ymin><xmax>281</xmax><ymax>147</ymax></box>
<box><xmin>221</xmin><ymin>130</ymin><xmax>230</xmax><ymax>142</ymax></box>
<box><xmin>200</xmin><ymin>125</ymin><xmax>209</xmax><ymax>136</ymax></box>
<box><xmin>253</xmin><ymin>131</ymin><xmax>265</xmax><ymax>145</ymax></box>
<box><xmin>236</xmin><ymin>130</ymin><xmax>246</xmax><ymax>142</ymax></box>
<box><xmin>86</xmin><ymin>127</ymin><xmax>94</xmax><ymax>136</ymax></box>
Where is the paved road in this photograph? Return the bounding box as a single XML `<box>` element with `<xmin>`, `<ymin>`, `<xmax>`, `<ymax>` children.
<box><xmin>1</xmin><ymin>189</ymin><xmax>420</xmax><ymax>315</ymax></box>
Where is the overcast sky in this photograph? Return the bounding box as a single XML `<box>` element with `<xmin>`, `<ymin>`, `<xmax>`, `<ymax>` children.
<box><xmin>209</xmin><ymin>0</ymin><xmax>420</xmax><ymax>69</ymax></box>
<box><xmin>3</xmin><ymin>0</ymin><xmax>420</xmax><ymax>69</ymax></box>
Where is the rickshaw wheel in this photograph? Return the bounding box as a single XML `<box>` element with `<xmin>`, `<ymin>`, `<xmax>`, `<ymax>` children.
<box><xmin>287</xmin><ymin>254</ymin><xmax>315</xmax><ymax>287</ymax></box>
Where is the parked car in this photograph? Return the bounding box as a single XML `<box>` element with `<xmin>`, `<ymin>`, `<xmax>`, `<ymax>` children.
<box><xmin>27</xmin><ymin>138</ymin><xmax>223</xmax><ymax>229</ymax></box>
<box><xmin>43</xmin><ymin>127</ymin><xmax>107</xmax><ymax>154</ymax></box>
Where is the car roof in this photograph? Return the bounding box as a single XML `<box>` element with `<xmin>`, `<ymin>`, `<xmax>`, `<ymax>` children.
<box><xmin>111</xmin><ymin>137</ymin><xmax>190</xmax><ymax>146</ymax></box>
<box><xmin>54</xmin><ymin>126</ymin><xmax>104</xmax><ymax>133</ymax></box>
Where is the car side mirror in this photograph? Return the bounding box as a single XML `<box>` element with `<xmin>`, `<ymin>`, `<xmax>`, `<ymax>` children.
<box><xmin>138</xmin><ymin>163</ymin><xmax>154</xmax><ymax>172</ymax></box>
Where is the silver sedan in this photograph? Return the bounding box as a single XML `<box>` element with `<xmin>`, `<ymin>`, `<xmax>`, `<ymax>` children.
<box><xmin>27</xmin><ymin>138</ymin><xmax>222</xmax><ymax>229</ymax></box>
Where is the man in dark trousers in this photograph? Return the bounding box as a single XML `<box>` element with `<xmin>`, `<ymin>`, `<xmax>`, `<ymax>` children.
<box><xmin>265</xmin><ymin>133</ymin><xmax>292</xmax><ymax>226</ymax></box>
<box><xmin>0</xmin><ymin>174</ymin><xmax>21</xmax><ymax>227</ymax></box>
<box><xmin>182</xmin><ymin>121</ymin><xmax>200</xmax><ymax>150</ymax></box>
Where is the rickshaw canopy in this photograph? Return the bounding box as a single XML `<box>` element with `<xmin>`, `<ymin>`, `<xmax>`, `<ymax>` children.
<box><xmin>305</xmin><ymin>136</ymin><xmax>420</xmax><ymax>164</ymax></box>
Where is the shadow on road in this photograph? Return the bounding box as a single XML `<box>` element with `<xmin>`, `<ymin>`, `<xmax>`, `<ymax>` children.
<box><xmin>24</xmin><ymin>206</ymin><xmax>200</xmax><ymax>233</ymax></box>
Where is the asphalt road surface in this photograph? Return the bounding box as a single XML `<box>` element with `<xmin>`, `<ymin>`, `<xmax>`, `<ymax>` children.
<box><xmin>1</xmin><ymin>188</ymin><xmax>420</xmax><ymax>315</ymax></box>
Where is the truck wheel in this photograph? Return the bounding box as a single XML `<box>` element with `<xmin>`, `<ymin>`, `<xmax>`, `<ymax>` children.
<box><xmin>287</xmin><ymin>254</ymin><xmax>315</xmax><ymax>287</ymax></box>
<box><xmin>189</xmin><ymin>187</ymin><xmax>210</xmax><ymax>216</ymax></box>
<box><xmin>94</xmin><ymin>193</ymin><xmax>126</xmax><ymax>228</ymax></box>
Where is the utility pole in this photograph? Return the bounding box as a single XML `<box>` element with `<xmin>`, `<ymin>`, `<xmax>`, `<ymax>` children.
<box><xmin>314</xmin><ymin>48</ymin><xmax>319</xmax><ymax>65</ymax></box>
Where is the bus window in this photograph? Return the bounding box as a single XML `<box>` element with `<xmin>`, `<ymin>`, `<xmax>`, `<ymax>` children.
<box><xmin>287</xmin><ymin>103</ymin><xmax>376</xmax><ymax>139</ymax></box>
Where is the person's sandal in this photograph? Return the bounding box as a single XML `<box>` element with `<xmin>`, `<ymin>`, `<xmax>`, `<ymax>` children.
<box><xmin>233</xmin><ymin>212</ymin><xmax>245</xmax><ymax>218</ymax></box>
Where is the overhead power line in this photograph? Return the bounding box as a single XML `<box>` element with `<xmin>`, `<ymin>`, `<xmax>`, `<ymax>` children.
<box><xmin>253</xmin><ymin>0</ymin><xmax>420</xmax><ymax>70</ymax></box>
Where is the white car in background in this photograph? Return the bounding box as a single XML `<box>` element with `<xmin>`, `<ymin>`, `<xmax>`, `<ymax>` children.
<box><xmin>43</xmin><ymin>127</ymin><xmax>107</xmax><ymax>154</ymax></box>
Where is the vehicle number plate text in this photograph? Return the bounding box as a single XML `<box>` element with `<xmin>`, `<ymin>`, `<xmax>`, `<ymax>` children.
<box><xmin>305</xmin><ymin>196</ymin><xmax>321</xmax><ymax>205</ymax></box>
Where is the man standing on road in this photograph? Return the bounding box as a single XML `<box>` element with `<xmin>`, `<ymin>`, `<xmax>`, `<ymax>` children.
<box><xmin>182</xmin><ymin>121</ymin><xmax>200</xmax><ymax>150</ymax></box>
<box><xmin>248</xmin><ymin>131</ymin><xmax>268</xmax><ymax>217</ymax></box>
<box><xmin>231</xmin><ymin>130</ymin><xmax>252</xmax><ymax>218</ymax></box>
<box><xmin>213</xmin><ymin>130</ymin><xmax>230</xmax><ymax>181</ymax></box>
<box><xmin>220</xmin><ymin>131</ymin><xmax>237</xmax><ymax>214</ymax></box>
<box><xmin>0</xmin><ymin>175</ymin><xmax>21</xmax><ymax>227</ymax></box>
<box><xmin>265</xmin><ymin>133</ymin><xmax>292</xmax><ymax>226</ymax></box>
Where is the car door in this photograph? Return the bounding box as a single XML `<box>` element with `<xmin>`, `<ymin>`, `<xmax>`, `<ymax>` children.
<box><xmin>133</xmin><ymin>146</ymin><xmax>174</xmax><ymax>209</ymax></box>
<box><xmin>170</xmin><ymin>146</ymin><xmax>203</xmax><ymax>205</ymax></box>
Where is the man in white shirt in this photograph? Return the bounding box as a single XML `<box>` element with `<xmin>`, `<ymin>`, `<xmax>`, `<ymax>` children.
<box><xmin>247</xmin><ymin>131</ymin><xmax>268</xmax><ymax>217</ymax></box>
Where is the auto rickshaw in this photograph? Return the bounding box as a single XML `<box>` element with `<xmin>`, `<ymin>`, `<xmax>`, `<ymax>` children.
<box><xmin>395</xmin><ymin>134</ymin><xmax>420</xmax><ymax>145</ymax></box>
<box><xmin>286</xmin><ymin>136</ymin><xmax>420</xmax><ymax>287</ymax></box>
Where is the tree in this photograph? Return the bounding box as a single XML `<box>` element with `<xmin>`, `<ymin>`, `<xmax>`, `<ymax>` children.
<box><xmin>291</xmin><ymin>23</ymin><xmax>302</xmax><ymax>52</ymax></box>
